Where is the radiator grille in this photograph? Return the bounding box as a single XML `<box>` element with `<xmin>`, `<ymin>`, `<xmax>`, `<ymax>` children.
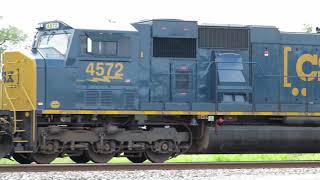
<box><xmin>153</xmin><ymin>38</ymin><xmax>196</xmax><ymax>58</ymax></box>
<box><xmin>198</xmin><ymin>26</ymin><xmax>249</xmax><ymax>49</ymax></box>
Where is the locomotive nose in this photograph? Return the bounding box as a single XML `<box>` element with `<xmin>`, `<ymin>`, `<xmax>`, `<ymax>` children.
<box><xmin>0</xmin><ymin>51</ymin><xmax>37</xmax><ymax>157</ymax></box>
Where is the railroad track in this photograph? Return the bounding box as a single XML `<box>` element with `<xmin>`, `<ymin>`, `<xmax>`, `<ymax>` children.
<box><xmin>1</xmin><ymin>161</ymin><xmax>320</xmax><ymax>172</ymax></box>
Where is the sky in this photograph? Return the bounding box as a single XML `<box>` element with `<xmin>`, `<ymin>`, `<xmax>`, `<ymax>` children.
<box><xmin>0</xmin><ymin>0</ymin><xmax>319</xmax><ymax>38</ymax></box>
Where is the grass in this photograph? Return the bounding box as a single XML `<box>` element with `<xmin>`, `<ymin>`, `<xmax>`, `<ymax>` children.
<box><xmin>2</xmin><ymin>154</ymin><xmax>320</xmax><ymax>164</ymax></box>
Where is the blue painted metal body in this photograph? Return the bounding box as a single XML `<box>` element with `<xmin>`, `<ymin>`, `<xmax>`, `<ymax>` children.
<box><xmin>32</xmin><ymin>19</ymin><xmax>320</xmax><ymax>113</ymax></box>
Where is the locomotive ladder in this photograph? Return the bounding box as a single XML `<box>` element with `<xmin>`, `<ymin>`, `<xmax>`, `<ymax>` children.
<box><xmin>2</xmin><ymin>82</ymin><xmax>35</xmax><ymax>153</ymax></box>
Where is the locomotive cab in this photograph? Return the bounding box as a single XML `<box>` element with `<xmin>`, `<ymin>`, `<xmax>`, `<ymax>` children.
<box><xmin>31</xmin><ymin>21</ymin><xmax>139</xmax><ymax>111</ymax></box>
<box><xmin>33</xmin><ymin>21</ymin><xmax>72</xmax><ymax>60</ymax></box>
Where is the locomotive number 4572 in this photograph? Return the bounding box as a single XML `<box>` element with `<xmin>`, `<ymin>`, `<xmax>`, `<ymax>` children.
<box><xmin>85</xmin><ymin>62</ymin><xmax>124</xmax><ymax>83</ymax></box>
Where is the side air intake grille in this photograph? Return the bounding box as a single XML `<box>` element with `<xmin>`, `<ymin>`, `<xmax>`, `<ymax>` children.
<box><xmin>83</xmin><ymin>90</ymin><xmax>138</xmax><ymax>109</ymax></box>
<box><xmin>153</xmin><ymin>38</ymin><xmax>196</xmax><ymax>58</ymax></box>
<box><xmin>84</xmin><ymin>90</ymin><xmax>112</xmax><ymax>106</ymax></box>
<box><xmin>100</xmin><ymin>91</ymin><xmax>112</xmax><ymax>106</ymax></box>
<box><xmin>84</xmin><ymin>91</ymin><xmax>99</xmax><ymax>106</ymax></box>
<box><xmin>124</xmin><ymin>91</ymin><xmax>136</xmax><ymax>108</ymax></box>
<box><xmin>198</xmin><ymin>26</ymin><xmax>249</xmax><ymax>49</ymax></box>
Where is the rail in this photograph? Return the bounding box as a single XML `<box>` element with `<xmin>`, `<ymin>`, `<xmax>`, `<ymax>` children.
<box><xmin>1</xmin><ymin>161</ymin><xmax>320</xmax><ymax>172</ymax></box>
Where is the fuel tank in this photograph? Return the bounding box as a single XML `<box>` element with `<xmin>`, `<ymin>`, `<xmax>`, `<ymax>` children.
<box><xmin>201</xmin><ymin>126</ymin><xmax>320</xmax><ymax>153</ymax></box>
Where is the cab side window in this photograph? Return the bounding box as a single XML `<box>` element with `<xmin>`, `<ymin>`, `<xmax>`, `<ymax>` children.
<box><xmin>80</xmin><ymin>34</ymin><xmax>130</xmax><ymax>57</ymax></box>
<box><xmin>92</xmin><ymin>41</ymin><xmax>117</xmax><ymax>56</ymax></box>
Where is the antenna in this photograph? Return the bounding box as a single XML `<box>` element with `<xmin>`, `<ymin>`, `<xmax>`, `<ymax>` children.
<box><xmin>106</xmin><ymin>19</ymin><xmax>116</xmax><ymax>23</ymax></box>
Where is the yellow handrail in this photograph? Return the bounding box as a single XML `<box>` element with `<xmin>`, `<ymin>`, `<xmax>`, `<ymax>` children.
<box><xmin>3</xmin><ymin>85</ymin><xmax>17</xmax><ymax>133</ymax></box>
<box><xmin>21</xmin><ymin>85</ymin><xmax>36</xmax><ymax>143</ymax></box>
<box><xmin>21</xmin><ymin>85</ymin><xmax>35</xmax><ymax>110</ymax></box>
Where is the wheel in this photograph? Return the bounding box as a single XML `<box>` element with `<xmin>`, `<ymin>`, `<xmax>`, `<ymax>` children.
<box><xmin>31</xmin><ymin>153</ymin><xmax>59</xmax><ymax>164</ymax></box>
<box><xmin>145</xmin><ymin>150</ymin><xmax>171</xmax><ymax>163</ymax></box>
<box><xmin>86</xmin><ymin>144</ymin><xmax>114</xmax><ymax>163</ymax></box>
<box><xmin>125</xmin><ymin>153</ymin><xmax>147</xmax><ymax>163</ymax></box>
<box><xmin>12</xmin><ymin>153</ymin><xmax>33</xmax><ymax>164</ymax></box>
<box><xmin>0</xmin><ymin>134</ymin><xmax>12</xmax><ymax>158</ymax></box>
<box><xmin>69</xmin><ymin>151</ymin><xmax>90</xmax><ymax>163</ymax></box>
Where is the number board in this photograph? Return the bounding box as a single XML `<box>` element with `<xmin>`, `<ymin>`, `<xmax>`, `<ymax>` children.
<box><xmin>45</xmin><ymin>22</ymin><xmax>60</xmax><ymax>30</ymax></box>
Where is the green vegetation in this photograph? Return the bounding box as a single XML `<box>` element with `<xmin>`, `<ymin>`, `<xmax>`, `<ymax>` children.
<box><xmin>2</xmin><ymin>154</ymin><xmax>320</xmax><ymax>164</ymax></box>
<box><xmin>0</xmin><ymin>23</ymin><xmax>27</xmax><ymax>53</ymax></box>
<box><xmin>303</xmin><ymin>23</ymin><xmax>313</xmax><ymax>33</ymax></box>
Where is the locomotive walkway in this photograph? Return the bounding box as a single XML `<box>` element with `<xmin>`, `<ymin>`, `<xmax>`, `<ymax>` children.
<box><xmin>1</xmin><ymin>161</ymin><xmax>320</xmax><ymax>172</ymax></box>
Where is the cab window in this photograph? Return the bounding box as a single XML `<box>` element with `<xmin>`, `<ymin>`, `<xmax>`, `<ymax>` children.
<box><xmin>80</xmin><ymin>34</ymin><xmax>130</xmax><ymax>57</ymax></box>
<box><xmin>92</xmin><ymin>41</ymin><xmax>117</xmax><ymax>56</ymax></box>
<box><xmin>37</xmin><ymin>33</ymin><xmax>71</xmax><ymax>58</ymax></box>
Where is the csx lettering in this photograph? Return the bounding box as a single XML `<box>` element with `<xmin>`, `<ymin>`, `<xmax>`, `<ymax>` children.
<box><xmin>296</xmin><ymin>54</ymin><xmax>318</xmax><ymax>81</ymax></box>
<box><xmin>2</xmin><ymin>71</ymin><xmax>14</xmax><ymax>83</ymax></box>
<box><xmin>283</xmin><ymin>46</ymin><xmax>320</xmax><ymax>97</ymax></box>
<box><xmin>85</xmin><ymin>62</ymin><xmax>124</xmax><ymax>82</ymax></box>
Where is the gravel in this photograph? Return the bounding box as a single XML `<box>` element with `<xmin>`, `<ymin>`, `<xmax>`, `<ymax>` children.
<box><xmin>2</xmin><ymin>168</ymin><xmax>320</xmax><ymax>180</ymax></box>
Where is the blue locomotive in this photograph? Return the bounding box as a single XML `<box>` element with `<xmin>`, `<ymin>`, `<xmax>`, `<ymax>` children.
<box><xmin>1</xmin><ymin>19</ymin><xmax>320</xmax><ymax>163</ymax></box>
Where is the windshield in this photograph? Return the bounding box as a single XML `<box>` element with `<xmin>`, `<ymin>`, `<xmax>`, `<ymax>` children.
<box><xmin>37</xmin><ymin>33</ymin><xmax>71</xmax><ymax>58</ymax></box>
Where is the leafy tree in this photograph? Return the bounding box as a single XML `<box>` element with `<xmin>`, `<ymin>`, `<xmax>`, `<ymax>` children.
<box><xmin>0</xmin><ymin>26</ymin><xmax>27</xmax><ymax>53</ymax></box>
<box><xmin>303</xmin><ymin>24</ymin><xmax>313</xmax><ymax>33</ymax></box>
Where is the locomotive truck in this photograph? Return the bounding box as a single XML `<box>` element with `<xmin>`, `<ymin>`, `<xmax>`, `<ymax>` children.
<box><xmin>0</xmin><ymin>19</ymin><xmax>320</xmax><ymax>164</ymax></box>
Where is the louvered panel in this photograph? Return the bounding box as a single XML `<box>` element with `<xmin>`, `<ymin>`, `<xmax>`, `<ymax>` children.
<box><xmin>82</xmin><ymin>89</ymin><xmax>138</xmax><ymax>109</ymax></box>
<box><xmin>124</xmin><ymin>91</ymin><xmax>136</xmax><ymax>108</ymax></box>
<box><xmin>100</xmin><ymin>90</ymin><xmax>112</xmax><ymax>106</ymax></box>
<box><xmin>153</xmin><ymin>38</ymin><xmax>196</xmax><ymax>58</ymax></box>
<box><xmin>84</xmin><ymin>91</ymin><xmax>99</xmax><ymax>106</ymax></box>
<box><xmin>198</xmin><ymin>26</ymin><xmax>249</xmax><ymax>49</ymax></box>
